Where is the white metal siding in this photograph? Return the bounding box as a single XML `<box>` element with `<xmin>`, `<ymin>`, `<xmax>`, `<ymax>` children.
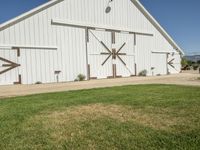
<box><xmin>0</xmin><ymin>0</ymin><xmax>181</xmax><ymax>85</ymax></box>
<box><xmin>151</xmin><ymin>53</ymin><xmax>167</xmax><ymax>75</ymax></box>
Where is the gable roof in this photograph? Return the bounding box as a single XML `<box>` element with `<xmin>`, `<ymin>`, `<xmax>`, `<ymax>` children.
<box><xmin>131</xmin><ymin>0</ymin><xmax>184</xmax><ymax>55</ymax></box>
<box><xmin>0</xmin><ymin>0</ymin><xmax>184</xmax><ymax>55</ymax></box>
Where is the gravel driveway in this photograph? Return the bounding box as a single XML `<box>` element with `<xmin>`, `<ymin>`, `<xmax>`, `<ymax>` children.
<box><xmin>0</xmin><ymin>72</ymin><xmax>199</xmax><ymax>98</ymax></box>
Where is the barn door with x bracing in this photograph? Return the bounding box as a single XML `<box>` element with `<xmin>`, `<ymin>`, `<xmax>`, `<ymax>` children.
<box><xmin>114</xmin><ymin>32</ymin><xmax>135</xmax><ymax>77</ymax></box>
<box><xmin>0</xmin><ymin>49</ymin><xmax>20</xmax><ymax>85</ymax></box>
<box><xmin>87</xmin><ymin>29</ymin><xmax>135</xmax><ymax>79</ymax></box>
<box><xmin>87</xmin><ymin>29</ymin><xmax>113</xmax><ymax>79</ymax></box>
<box><xmin>167</xmin><ymin>53</ymin><xmax>181</xmax><ymax>74</ymax></box>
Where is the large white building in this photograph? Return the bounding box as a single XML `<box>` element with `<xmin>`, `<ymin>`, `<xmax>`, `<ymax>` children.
<box><xmin>0</xmin><ymin>0</ymin><xmax>183</xmax><ymax>85</ymax></box>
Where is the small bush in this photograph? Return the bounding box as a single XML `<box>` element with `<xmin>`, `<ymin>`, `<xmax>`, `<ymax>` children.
<box><xmin>138</xmin><ymin>70</ymin><xmax>147</xmax><ymax>76</ymax></box>
<box><xmin>197</xmin><ymin>77</ymin><xmax>200</xmax><ymax>80</ymax></box>
<box><xmin>35</xmin><ymin>81</ymin><xmax>42</xmax><ymax>84</ymax></box>
<box><xmin>75</xmin><ymin>74</ymin><xmax>86</xmax><ymax>81</ymax></box>
<box><xmin>74</xmin><ymin>79</ymin><xmax>79</xmax><ymax>82</ymax></box>
<box><xmin>193</xmin><ymin>65</ymin><xmax>199</xmax><ymax>70</ymax></box>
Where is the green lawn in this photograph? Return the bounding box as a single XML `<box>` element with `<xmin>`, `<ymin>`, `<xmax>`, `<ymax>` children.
<box><xmin>0</xmin><ymin>84</ymin><xmax>200</xmax><ymax>150</ymax></box>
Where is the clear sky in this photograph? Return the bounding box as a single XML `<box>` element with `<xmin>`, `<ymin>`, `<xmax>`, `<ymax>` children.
<box><xmin>0</xmin><ymin>0</ymin><xmax>199</xmax><ymax>55</ymax></box>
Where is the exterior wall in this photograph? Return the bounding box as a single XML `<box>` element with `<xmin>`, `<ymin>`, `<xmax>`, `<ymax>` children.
<box><xmin>0</xmin><ymin>0</ymin><xmax>181</xmax><ymax>85</ymax></box>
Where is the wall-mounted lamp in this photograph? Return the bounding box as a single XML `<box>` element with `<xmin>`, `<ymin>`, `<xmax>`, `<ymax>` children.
<box><xmin>105</xmin><ymin>0</ymin><xmax>113</xmax><ymax>13</ymax></box>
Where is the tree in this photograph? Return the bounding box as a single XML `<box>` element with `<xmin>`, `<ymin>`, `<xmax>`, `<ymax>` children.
<box><xmin>187</xmin><ymin>60</ymin><xmax>194</xmax><ymax>66</ymax></box>
<box><xmin>181</xmin><ymin>58</ymin><xmax>188</xmax><ymax>67</ymax></box>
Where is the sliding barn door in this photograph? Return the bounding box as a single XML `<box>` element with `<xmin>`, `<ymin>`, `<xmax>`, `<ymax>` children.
<box><xmin>87</xmin><ymin>29</ymin><xmax>113</xmax><ymax>79</ymax></box>
<box><xmin>114</xmin><ymin>32</ymin><xmax>135</xmax><ymax>77</ymax></box>
<box><xmin>167</xmin><ymin>53</ymin><xmax>181</xmax><ymax>74</ymax></box>
<box><xmin>151</xmin><ymin>53</ymin><xmax>167</xmax><ymax>75</ymax></box>
<box><xmin>0</xmin><ymin>50</ymin><xmax>20</xmax><ymax>85</ymax></box>
<box><xmin>87</xmin><ymin>29</ymin><xmax>136</xmax><ymax>79</ymax></box>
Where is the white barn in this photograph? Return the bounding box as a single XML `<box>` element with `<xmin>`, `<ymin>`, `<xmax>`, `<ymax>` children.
<box><xmin>0</xmin><ymin>0</ymin><xmax>184</xmax><ymax>85</ymax></box>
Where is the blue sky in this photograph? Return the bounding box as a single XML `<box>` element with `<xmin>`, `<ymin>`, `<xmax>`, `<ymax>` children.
<box><xmin>0</xmin><ymin>0</ymin><xmax>199</xmax><ymax>55</ymax></box>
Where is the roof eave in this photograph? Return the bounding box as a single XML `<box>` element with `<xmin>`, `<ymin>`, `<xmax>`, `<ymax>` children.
<box><xmin>131</xmin><ymin>0</ymin><xmax>184</xmax><ymax>55</ymax></box>
<box><xmin>0</xmin><ymin>0</ymin><xmax>64</xmax><ymax>31</ymax></box>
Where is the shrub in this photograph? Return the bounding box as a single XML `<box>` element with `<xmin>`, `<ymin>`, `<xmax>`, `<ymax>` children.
<box><xmin>35</xmin><ymin>81</ymin><xmax>42</xmax><ymax>84</ymax></box>
<box><xmin>193</xmin><ymin>65</ymin><xmax>199</xmax><ymax>70</ymax></box>
<box><xmin>75</xmin><ymin>74</ymin><xmax>86</xmax><ymax>81</ymax></box>
<box><xmin>138</xmin><ymin>70</ymin><xmax>147</xmax><ymax>76</ymax></box>
<box><xmin>181</xmin><ymin>58</ymin><xmax>188</xmax><ymax>67</ymax></box>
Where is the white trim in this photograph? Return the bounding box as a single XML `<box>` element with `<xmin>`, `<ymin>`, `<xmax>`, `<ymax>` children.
<box><xmin>152</xmin><ymin>51</ymin><xmax>180</xmax><ymax>54</ymax></box>
<box><xmin>131</xmin><ymin>0</ymin><xmax>184</xmax><ymax>55</ymax></box>
<box><xmin>0</xmin><ymin>46</ymin><xmax>12</xmax><ymax>50</ymax></box>
<box><xmin>51</xmin><ymin>19</ymin><xmax>153</xmax><ymax>36</ymax></box>
<box><xmin>152</xmin><ymin>51</ymin><xmax>170</xmax><ymax>54</ymax></box>
<box><xmin>0</xmin><ymin>45</ymin><xmax>58</xmax><ymax>50</ymax></box>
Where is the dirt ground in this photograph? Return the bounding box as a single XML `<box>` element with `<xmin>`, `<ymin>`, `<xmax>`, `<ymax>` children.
<box><xmin>0</xmin><ymin>71</ymin><xmax>199</xmax><ymax>98</ymax></box>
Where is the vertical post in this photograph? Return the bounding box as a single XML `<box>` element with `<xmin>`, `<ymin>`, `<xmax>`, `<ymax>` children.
<box><xmin>16</xmin><ymin>48</ymin><xmax>20</xmax><ymax>57</ymax></box>
<box><xmin>112</xmin><ymin>64</ymin><xmax>117</xmax><ymax>78</ymax></box>
<box><xmin>14</xmin><ymin>74</ymin><xmax>22</xmax><ymax>84</ymax></box>
<box><xmin>56</xmin><ymin>75</ymin><xmax>59</xmax><ymax>83</ymax></box>
<box><xmin>135</xmin><ymin>63</ymin><xmax>137</xmax><ymax>76</ymax></box>
<box><xmin>166</xmin><ymin>53</ymin><xmax>169</xmax><ymax>75</ymax></box>
<box><xmin>111</xmin><ymin>32</ymin><xmax>116</xmax><ymax>78</ymax></box>
<box><xmin>87</xmin><ymin>64</ymin><xmax>90</xmax><ymax>80</ymax></box>
<box><xmin>111</xmin><ymin>32</ymin><xmax>115</xmax><ymax>44</ymax></box>
<box><xmin>112</xmin><ymin>49</ymin><xmax>116</xmax><ymax>59</ymax></box>
<box><xmin>134</xmin><ymin>33</ymin><xmax>136</xmax><ymax>46</ymax></box>
<box><xmin>134</xmin><ymin>33</ymin><xmax>137</xmax><ymax>77</ymax></box>
<box><xmin>85</xmin><ymin>27</ymin><xmax>90</xmax><ymax>80</ymax></box>
<box><xmin>12</xmin><ymin>47</ymin><xmax>21</xmax><ymax>84</ymax></box>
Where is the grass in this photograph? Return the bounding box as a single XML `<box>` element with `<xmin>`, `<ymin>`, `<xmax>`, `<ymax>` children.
<box><xmin>0</xmin><ymin>84</ymin><xmax>200</xmax><ymax>150</ymax></box>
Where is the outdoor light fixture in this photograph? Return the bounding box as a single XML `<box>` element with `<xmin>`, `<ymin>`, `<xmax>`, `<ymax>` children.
<box><xmin>105</xmin><ymin>0</ymin><xmax>113</xmax><ymax>13</ymax></box>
